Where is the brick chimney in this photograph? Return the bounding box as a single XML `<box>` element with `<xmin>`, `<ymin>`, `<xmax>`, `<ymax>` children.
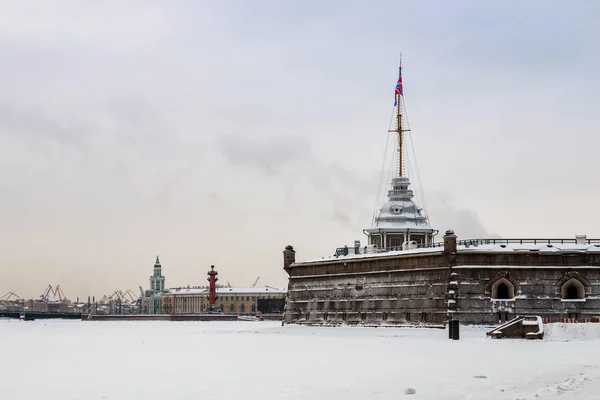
<box><xmin>283</xmin><ymin>245</ymin><xmax>296</xmax><ymax>273</ymax></box>
<box><xmin>443</xmin><ymin>230</ymin><xmax>457</xmax><ymax>254</ymax></box>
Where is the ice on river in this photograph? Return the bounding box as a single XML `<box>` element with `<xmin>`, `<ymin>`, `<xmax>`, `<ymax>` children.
<box><xmin>1</xmin><ymin>319</ymin><xmax>600</xmax><ymax>399</ymax></box>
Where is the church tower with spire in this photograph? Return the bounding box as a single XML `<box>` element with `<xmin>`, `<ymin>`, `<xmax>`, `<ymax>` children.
<box><xmin>149</xmin><ymin>256</ymin><xmax>166</xmax><ymax>293</ymax></box>
<box><xmin>364</xmin><ymin>61</ymin><xmax>437</xmax><ymax>249</ymax></box>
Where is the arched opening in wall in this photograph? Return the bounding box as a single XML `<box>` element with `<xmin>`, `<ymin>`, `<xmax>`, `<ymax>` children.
<box><xmin>230</xmin><ymin>304</ymin><xmax>235</xmax><ymax>313</ymax></box>
<box><xmin>497</xmin><ymin>283</ymin><xmax>509</xmax><ymax>299</ymax></box>
<box><xmin>561</xmin><ymin>278</ymin><xmax>585</xmax><ymax>300</ymax></box>
<box><xmin>491</xmin><ymin>278</ymin><xmax>515</xmax><ymax>299</ymax></box>
<box><xmin>241</xmin><ymin>303</ymin><xmax>246</xmax><ymax>313</ymax></box>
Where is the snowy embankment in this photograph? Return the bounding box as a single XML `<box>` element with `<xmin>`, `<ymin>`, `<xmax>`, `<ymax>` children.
<box><xmin>545</xmin><ymin>322</ymin><xmax>600</xmax><ymax>341</ymax></box>
<box><xmin>0</xmin><ymin>320</ymin><xmax>599</xmax><ymax>399</ymax></box>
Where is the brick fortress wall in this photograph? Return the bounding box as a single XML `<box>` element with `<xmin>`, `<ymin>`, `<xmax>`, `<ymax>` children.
<box><xmin>282</xmin><ymin>234</ymin><xmax>600</xmax><ymax>325</ymax></box>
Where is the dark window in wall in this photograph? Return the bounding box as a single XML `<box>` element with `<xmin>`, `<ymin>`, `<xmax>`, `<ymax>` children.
<box><xmin>565</xmin><ymin>285</ymin><xmax>579</xmax><ymax>299</ymax></box>
<box><xmin>230</xmin><ymin>304</ymin><xmax>235</xmax><ymax>313</ymax></box>
<box><xmin>241</xmin><ymin>303</ymin><xmax>246</xmax><ymax>313</ymax></box>
<box><xmin>561</xmin><ymin>278</ymin><xmax>585</xmax><ymax>300</ymax></box>
<box><xmin>496</xmin><ymin>283</ymin><xmax>510</xmax><ymax>299</ymax></box>
<box><xmin>491</xmin><ymin>278</ymin><xmax>515</xmax><ymax>299</ymax></box>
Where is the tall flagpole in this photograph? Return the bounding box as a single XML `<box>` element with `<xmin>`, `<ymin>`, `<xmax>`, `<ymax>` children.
<box><xmin>389</xmin><ymin>54</ymin><xmax>405</xmax><ymax>178</ymax></box>
<box><xmin>397</xmin><ymin>59</ymin><xmax>403</xmax><ymax>177</ymax></box>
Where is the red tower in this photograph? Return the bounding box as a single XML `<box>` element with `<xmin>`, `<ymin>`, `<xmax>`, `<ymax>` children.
<box><xmin>207</xmin><ymin>265</ymin><xmax>218</xmax><ymax>311</ymax></box>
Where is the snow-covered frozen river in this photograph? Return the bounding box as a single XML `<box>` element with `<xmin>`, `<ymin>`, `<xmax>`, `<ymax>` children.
<box><xmin>1</xmin><ymin>319</ymin><xmax>600</xmax><ymax>399</ymax></box>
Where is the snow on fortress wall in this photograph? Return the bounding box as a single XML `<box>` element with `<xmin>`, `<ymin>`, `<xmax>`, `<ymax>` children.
<box><xmin>281</xmin><ymin>233</ymin><xmax>600</xmax><ymax>325</ymax></box>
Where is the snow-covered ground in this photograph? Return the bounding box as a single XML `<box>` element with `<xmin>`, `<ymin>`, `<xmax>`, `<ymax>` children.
<box><xmin>1</xmin><ymin>320</ymin><xmax>600</xmax><ymax>399</ymax></box>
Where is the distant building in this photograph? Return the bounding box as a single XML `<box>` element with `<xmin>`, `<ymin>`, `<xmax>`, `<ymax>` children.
<box><xmin>0</xmin><ymin>303</ymin><xmax>22</xmax><ymax>312</ymax></box>
<box><xmin>141</xmin><ymin>293</ymin><xmax>163</xmax><ymax>314</ymax></box>
<box><xmin>140</xmin><ymin>256</ymin><xmax>166</xmax><ymax>314</ymax></box>
<box><xmin>23</xmin><ymin>300</ymin><xmax>48</xmax><ymax>312</ymax></box>
<box><xmin>216</xmin><ymin>287</ymin><xmax>287</xmax><ymax>315</ymax></box>
<box><xmin>148</xmin><ymin>256</ymin><xmax>166</xmax><ymax>294</ymax></box>
<box><xmin>161</xmin><ymin>288</ymin><xmax>206</xmax><ymax>314</ymax></box>
<box><xmin>139</xmin><ymin>260</ymin><xmax>287</xmax><ymax>315</ymax></box>
<box><xmin>159</xmin><ymin>286</ymin><xmax>287</xmax><ymax>315</ymax></box>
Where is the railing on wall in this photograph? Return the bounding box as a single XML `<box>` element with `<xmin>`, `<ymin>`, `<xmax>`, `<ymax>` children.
<box><xmin>454</xmin><ymin>238</ymin><xmax>600</xmax><ymax>247</ymax></box>
<box><xmin>334</xmin><ymin>238</ymin><xmax>600</xmax><ymax>257</ymax></box>
<box><xmin>418</xmin><ymin>238</ymin><xmax>600</xmax><ymax>250</ymax></box>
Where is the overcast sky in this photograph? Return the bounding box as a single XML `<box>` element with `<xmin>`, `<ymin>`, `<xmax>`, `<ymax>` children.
<box><xmin>1</xmin><ymin>1</ymin><xmax>599</xmax><ymax>300</ymax></box>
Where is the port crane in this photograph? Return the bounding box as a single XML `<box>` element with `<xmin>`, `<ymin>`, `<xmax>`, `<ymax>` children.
<box><xmin>251</xmin><ymin>277</ymin><xmax>260</xmax><ymax>288</ymax></box>
<box><xmin>0</xmin><ymin>292</ymin><xmax>22</xmax><ymax>302</ymax></box>
<box><xmin>40</xmin><ymin>285</ymin><xmax>67</xmax><ymax>302</ymax></box>
<box><xmin>103</xmin><ymin>289</ymin><xmax>138</xmax><ymax>315</ymax></box>
<box><xmin>108</xmin><ymin>289</ymin><xmax>137</xmax><ymax>303</ymax></box>
<box><xmin>123</xmin><ymin>289</ymin><xmax>137</xmax><ymax>302</ymax></box>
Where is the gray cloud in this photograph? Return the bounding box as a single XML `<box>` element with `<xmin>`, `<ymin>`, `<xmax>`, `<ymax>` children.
<box><xmin>216</xmin><ymin>133</ymin><xmax>378</xmax><ymax>229</ymax></box>
<box><xmin>215</xmin><ymin>133</ymin><xmax>504</xmax><ymax>240</ymax></box>
<box><xmin>216</xmin><ymin>133</ymin><xmax>311</xmax><ymax>176</ymax></box>
<box><xmin>426</xmin><ymin>191</ymin><xmax>501</xmax><ymax>239</ymax></box>
<box><xmin>0</xmin><ymin>104</ymin><xmax>87</xmax><ymax>149</ymax></box>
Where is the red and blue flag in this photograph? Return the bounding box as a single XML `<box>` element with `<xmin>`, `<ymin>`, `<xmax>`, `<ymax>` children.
<box><xmin>394</xmin><ymin>73</ymin><xmax>403</xmax><ymax>106</ymax></box>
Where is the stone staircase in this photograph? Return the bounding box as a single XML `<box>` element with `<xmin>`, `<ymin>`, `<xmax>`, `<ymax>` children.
<box><xmin>487</xmin><ymin>315</ymin><xmax>544</xmax><ymax>339</ymax></box>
